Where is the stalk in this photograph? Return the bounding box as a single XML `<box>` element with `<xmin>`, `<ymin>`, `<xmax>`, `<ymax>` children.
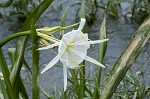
<box><xmin>31</xmin><ymin>25</ymin><xmax>40</xmax><ymax>99</ymax></box>
<box><xmin>0</xmin><ymin>31</ymin><xmax>30</xmax><ymax>48</ymax></box>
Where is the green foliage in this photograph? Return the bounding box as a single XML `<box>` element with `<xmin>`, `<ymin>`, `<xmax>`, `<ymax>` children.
<box><xmin>114</xmin><ymin>68</ymin><xmax>150</xmax><ymax>98</ymax></box>
<box><xmin>0</xmin><ymin>0</ymin><xmax>41</xmax><ymax>21</ymax></box>
<box><xmin>0</xmin><ymin>0</ymin><xmax>13</xmax><ymax>7</ymax></box>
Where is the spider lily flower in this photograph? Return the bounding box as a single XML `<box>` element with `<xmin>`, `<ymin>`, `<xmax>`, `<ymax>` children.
<box><xmin>38</xmin><ymin>18</ymin><xmax>108</xmax><ymax>91</ymax></box>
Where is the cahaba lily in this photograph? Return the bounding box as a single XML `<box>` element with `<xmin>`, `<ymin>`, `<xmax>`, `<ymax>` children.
<box><xmin>38</xmin><ymin>18</ymin><xmax>108</xmax><ymax>91</ymax></box>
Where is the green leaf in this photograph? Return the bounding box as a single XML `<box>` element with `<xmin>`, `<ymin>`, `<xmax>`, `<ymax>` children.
<box><xmin>22</xmin><ymin>0</ymin><xmax>54</xmax><ymax>31</ymax></box>
<box><xmin>80</xmin><ymin>0</ymin><xmax>86</xmax><ymax>32</ymax></box>
<box><xmin>0</xmin><ymin>0</ymin><xmax>13</xmax><ymax>7</ymax></box>
<box><xmin>60</xmin><ymin>6</ymin><xmax>69</xmax><ymax>27</ymax></box>
<box><xmin>8</xmin><ymin>48</ymin><xmax>29</xmax><ymax>99</ymax></box>
<box><xmin>0</xmin><ymin>49</ymin><xmax>16</xmax><ymax>99</ymax></box>
<box><xmin>60</xmin><ymin>6</ymin><xmax>69</xmax><ymax>39</ymax></box>
<box><xmin>9</xmin><ymin>0</ymin><xmax>54</xmax><ymax>98</ymax></box>
<box><xmin>93</xmin><ymin>13</ymin><xmax>108</xmax><ymax>98</ymax></box>
<box><xmin>8</xmin><ymin>48</ymin><xmax>16</xmax><ymax>66</ymax></box>
<box><xmin>100</xmin><ymin>17</ymin><xmax>150</xmax><ymax>99</ymax></box>
<box><xmin>0</xmin><ymin>78</ymin><xmax>9</xmax><ymax>99</ymax></box>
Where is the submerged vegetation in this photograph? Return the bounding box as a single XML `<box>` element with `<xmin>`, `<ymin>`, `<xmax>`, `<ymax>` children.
<box><xmin>0</xmin><ymin>0</ymin><xmax>150</xmax><ymax>99</ymax></box>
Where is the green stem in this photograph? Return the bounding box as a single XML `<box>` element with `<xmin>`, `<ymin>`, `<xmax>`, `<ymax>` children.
<box><xmin>32</xmin><ymin>25</ymin><xmax>40</xmax><ymax>99</ymax></box>
<box><xmin>79</xmin><ymin>0</ymin><xmax>86</xmax><ymax>98</ymax></box>
<box><xmin>94</xmin><ymin>12</ymin><xmax>107</xmax><ymax>98</ymax></box>
<box><xmin>79</xmin><ymin>62</ymin><xmax>85</xmax><ymax>98</ymax></box>
<box><xmin>61</xmin><ymin>23</ymin><xmax>79</xmax><ymax>30</ymax></box>
<box><xmin>69</xmin><ymin>69</ymin><xmax>78</xmax><ymax>84</ymax></box>
<box><xmin>69</xmin><ymin>69</ymin><xmax>80</xmax><ymax>97</ymax></box>
<box><xmin>0</xmin><ymin>49</ymin><xmax>17</xmax><ymax>99</ymax></box>
<box><xmin>37</xmin><ymin>23</ymin><xmax>79</xmax><ymax>34</ymax></box>
<box><xmin>0</xmin><ymin>31</ymin><xmax>30</xmax><ymax>48</ymax></box>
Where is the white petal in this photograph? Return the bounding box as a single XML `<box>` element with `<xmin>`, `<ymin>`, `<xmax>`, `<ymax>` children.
<box><xmin>60</xmin><ymin>50</ymin><xmax>83</xmax><ymax>68</ymax></box>
<box><xmin>70</xmin><ymin>48</ymin><xmax>87</xmax><ymax>59</ymax></box>
<box><xmin>78</xmin><ymin>18</ymin><xmax>86</xmax><ymax>31</ymax></box>
<box><xmin>71</xmin><ymin>49</ymin><xmax>105</xmax><ymax>68</ymax></box>
<box><xmin>73</xmin><ymin>40</ymin><xmax>90</xmax><ymax>47</ymax></box>
<box><xmin>58</xmin><ymin>40</ymin><xmax>67</xmax><ymax>54</ymax></box>
<box><xmin>60</xmin><ymin>51</ymin><xmax>69</xmax><ymax>66</ymax></box>
<box><xmin>89</xmin><ymin>39</ymin><xmax>109</xmax><ymax>45</ymax></box>
<box><xmin>73</xmin><ymin>30</ymin><xmax>86</xmax><ymax>41</ymax></box>
<box><xmin>67</xmin><ymin>48</ymin><xmax>87</xmax><ymax>67</ymax></box>
<box><xmin>41</xmin><ymin>54</ymin><xmax>61</xmax><ymax>74</ymax></box>
<box><xmin>62</xmin><ymin>32</ymin><xmax>75</xmax><ymax>42</ymax></box>
<box><xmin>63</xmin><ymin>66</ymin><xmax>67</xmax><ymax>91</ymax></box>
<box><xmin>38</xmin><ymin>42</ymin><xmax>59</xmax><ymax>50</ymax></box>
<box><xmin>85</xmin><ymin>56</ymin><xmax>105</xmax><ymax>68</ymax></box>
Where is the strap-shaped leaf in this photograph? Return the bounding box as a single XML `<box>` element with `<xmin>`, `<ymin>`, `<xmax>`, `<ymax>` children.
<box><xmin>101</xmin><ymin>17</ymin><xmax>150</xmax><ymax>99</ymax></box>
<box><xmin>9</xmin><ymin>0</ymin><xmax>54</xmax><ymax>99</ymax></box>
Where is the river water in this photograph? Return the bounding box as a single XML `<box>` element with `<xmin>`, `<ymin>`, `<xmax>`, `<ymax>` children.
<box><xmin>0</xmin><ymin>0</ymin><xmax>150</xmax><ymax>98</ymax></box>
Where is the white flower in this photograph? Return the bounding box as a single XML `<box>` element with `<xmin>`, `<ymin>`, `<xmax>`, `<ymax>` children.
<box><xmin>38</xmin><ymin>18</ymin><xmax>108</xmax><ymax>91</ymax></box>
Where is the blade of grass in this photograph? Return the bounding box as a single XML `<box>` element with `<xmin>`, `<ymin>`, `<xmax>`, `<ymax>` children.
<box><xmin>8</xmin><ymin>48</ymin><xmax>29</xmax><ymax>99</ymax></box>
<box><xmin>0</xmin><ymin>48</ymin><xmax>16</xmax><ymax>99</ymax></box>
<box><xmin>0</xmin><ymin>78</ymin><xmax>9</xmax><ymax>99</ymax></box>
<box><xmin>40</xmin><ymin>86</ymin><xmax>52</xmax><ymax>99</ymax></box>
<box><xmin>93</xmin><ymin>12</ymin><xmax>107</xmax><ymax>98</ymax></box>
<box><xmin>100</xmin><ymin>17</ymin><xmax>150</xmax><ymax>99</ymax></box>
<box><xmin>60</xmin><ymin>6</ymin><xmax>69</xmax><ymax>39</ymax></box>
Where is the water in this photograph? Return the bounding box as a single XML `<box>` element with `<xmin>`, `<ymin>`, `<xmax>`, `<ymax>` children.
<box><xmin>0</xmin><ymin>0</ymin><xmax>150</xmax><ymax>98</ymax></box>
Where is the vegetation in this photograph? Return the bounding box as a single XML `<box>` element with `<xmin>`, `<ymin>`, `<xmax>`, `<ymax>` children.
<box><xmin>0</xmin><ymin>0</ymin><xmax>150</xmax><ymax>99</ymax></box>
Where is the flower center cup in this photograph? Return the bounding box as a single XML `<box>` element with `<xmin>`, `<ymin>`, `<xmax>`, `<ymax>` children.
<box><xmin>58</xmin><ymin>30</ymin><xmax>90</xmax><ymax>69</ymax></box>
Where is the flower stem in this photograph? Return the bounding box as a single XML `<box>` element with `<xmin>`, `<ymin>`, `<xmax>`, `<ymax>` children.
<box><xmin>31</xmin><ymin>25</ymin><xmax>40</xmax><ymax>99</ymax></box>
<box><xmin>79</xmin><ymin>61</ymin><xmax>85</xmax><ymax>98</ymax></box>
<box><xmin>69</xmin><ymin>69</ymin><xmax>80</xmax><ymax>96</ymax></box>
<box><xmin>0</xmin><ymin>31</ymin><xmax>30</xmax><ymax>48</ymax></box>
<box><xmin>79</xmin><ymin>0</ymin><xmax>86</xmax><ymax>98</ymax></box>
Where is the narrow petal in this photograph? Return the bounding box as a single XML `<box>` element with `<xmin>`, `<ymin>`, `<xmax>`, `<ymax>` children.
<box><xmin>69</xmin><ymin>47</ymin><xmax>105</xmax><ymax>68</ymax></box>
<box><xmin>38</xmin><ymin>42</ymin><xmax>59</xmax><ymax>50</ymax></box>
<box><xmin>85</xmin><ymin>56</ymin><xmax>105</xmax><ymax>68</ymax></box>
<box><xmin>70</xmin><ymin>48</ymin><xmax>86</xmax><ymax>60</ymax></box>
<box><xmin>89</xmin><ymin>39</ymin><xmax>109</xmax><ymax>45</ymax></box>
<box><xmin>41</xmin><ymin>54</ymin><xmax>60</xmax><ymax>74</ymax></box>
<box><xmin>73</xmin><ymin>40</ymin><xmax>90</xmax><ymax>47</ymax></box>
<box><xmin>78</xmin><ymin>18</ymin><xmax>86</xmax><ymax>31</ymax></box>
<box><xmin>63</xmin><ymin>66</ymin><xmax>67</xmax><ymax>91</ymax></box>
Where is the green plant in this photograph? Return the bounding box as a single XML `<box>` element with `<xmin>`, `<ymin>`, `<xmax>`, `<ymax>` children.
<box><xmin>0</xmin><ymin>0</ymin><xmax>41</xmax><ymax>21</ymax></box>
<box><xmin>0</xmin><ymin>0</ymin><xmax>150</xmax><ymax>99</ymax></box>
